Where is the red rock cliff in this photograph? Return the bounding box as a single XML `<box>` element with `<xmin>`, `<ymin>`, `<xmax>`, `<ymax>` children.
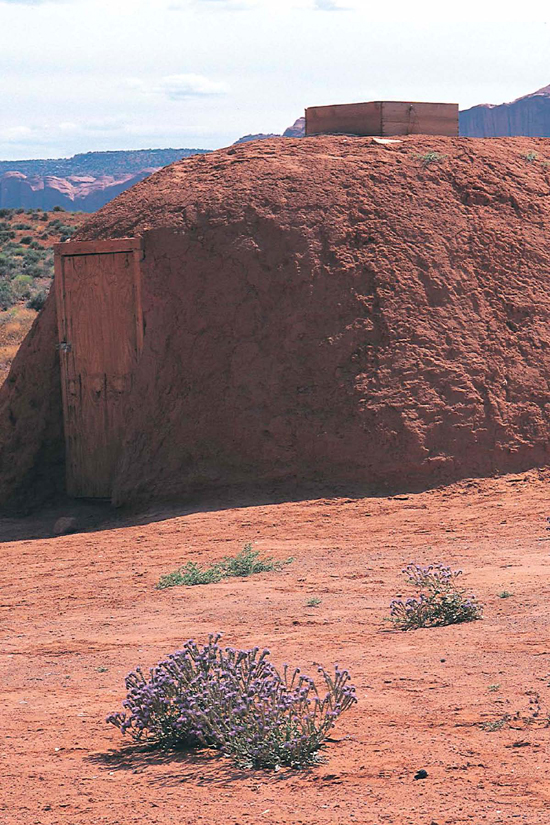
<box><xmin>460</xmin><ymin>85</ymin><xmax>550</xmax><ymax>137</ymax></box>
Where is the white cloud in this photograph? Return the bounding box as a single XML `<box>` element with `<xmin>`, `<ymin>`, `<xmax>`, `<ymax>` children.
<box><xmin>169</xmin><ymin>0</ymin><xmax>258</xmax><ymax>9</ymax></box>
<box><xmin>0</xmin><ymin>125</ymin><xmax>34</xmax><ymax>141</ymax></box>
<box><xmin>313</xmin><ymin>0</ymin><xmax>358</xmax><ymax>8</ymax></box>
<box><xmin>0</xmin><ymin>118</ymin><xmax>132</xmax><ymax>148</ymax></box>
<box><xmin>129</xmin><ymin>74</ymin><xmax>229</xmax><ymax>100</ymax></box>
<box><xmin>56</xmin><ymin>117</ymin><xmax>124</xmax><ymax>133</ymax></box>
<box><xmin>160</xmin><ymin>74</ymin><xmax>229</xmax><ymax>99</ymax></box>
<box><xmin>0</xmin><ymin>0</ymin><xmax>67</xmax><ymax>4</ymax></box>
<box><xmin>167</xmin><ymin>0</ymin><xmax>354</xmax><ymax>9</ymax></box>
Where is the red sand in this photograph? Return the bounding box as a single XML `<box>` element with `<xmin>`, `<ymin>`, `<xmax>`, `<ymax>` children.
<box><xmin>4</xmin><ymin>136</ymin><xmax>550</xmax><ymax>507</ymax></box>
<box><xmin>3</xmin><ymin>471</ymin><xmax>550</xmax><ymax>823</ymax></box>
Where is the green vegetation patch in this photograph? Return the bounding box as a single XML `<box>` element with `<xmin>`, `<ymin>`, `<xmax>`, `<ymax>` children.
<box><xmin>157</xmin><ymin>543</ymin><xmax>293</xmax><ymax>589</ymax></box>
<box><xmin>0</xmin><ymin>207</ymin><xmax>84</xmax><ymax>312</ymax></box>
<box><xmin>415</xmin><ymin>151</ymin><xmax>447</xmax><ymax>167</ymax></box>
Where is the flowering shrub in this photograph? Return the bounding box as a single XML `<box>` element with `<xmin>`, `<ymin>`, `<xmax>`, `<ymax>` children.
<box><xmin>389</xmin><ymin>563</ymin><xmax>483</xmax><ymax>630</ymax></box>
<box><xmin>107</xmin><ymin>634</ymin><xmax>356</xmax><ymax>769</ymax></box>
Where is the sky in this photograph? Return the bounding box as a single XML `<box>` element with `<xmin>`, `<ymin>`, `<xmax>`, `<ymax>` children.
<box><xmin>0</xmin><ymin>0</ymin><xmax>549</xmax><ymax>160</ymax></box>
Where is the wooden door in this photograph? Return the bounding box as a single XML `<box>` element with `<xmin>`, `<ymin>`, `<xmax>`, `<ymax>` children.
<box><xmin>54</xmin><ymin>238</ymin><xmax>143</xmax><ymax>498</ymax></box>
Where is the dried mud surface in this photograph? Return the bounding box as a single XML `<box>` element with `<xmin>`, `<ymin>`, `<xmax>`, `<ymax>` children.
<box><xmin>3</xmin><ymin>471</ymin><xmax>550</xmax><ymax>824</ymax></box>
<box><xmin>4</xmin><ymin>136</ymin><xmax>550</xmax><ymax>507</ymax></box>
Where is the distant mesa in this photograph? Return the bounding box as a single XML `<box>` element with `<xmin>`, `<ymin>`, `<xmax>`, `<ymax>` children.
<box><xmin>0</xmin><ymin>148</ymin><xmax>210</xmax><ymax>213</ymax></box>
<box><xmin>233</xmin><ymin>117</ymin><xmax>306</xmax><ymax>145</ymax></box>
<box><xmin>460</xmin><ymin>83</ymin><xmax>550</xmax><ymax>137</ymax></box>
<box><xmin>0</xmin><ymin>169</ymin><xmax>152</xmax><ymax>213</ymax></box>
<box><xmin>233</xmin><ymin>133</ymin><xmax>280</xmax><ymax>144</ymax></box>
<box><xmin>283</xmin><ymin>116</ymin><xmax>306</xmax><ymax>137</ymax></box>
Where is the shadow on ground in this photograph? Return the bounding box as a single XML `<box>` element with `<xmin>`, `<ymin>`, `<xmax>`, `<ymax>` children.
<box><xmin>86</xmin><ymin>745</ymin><xmax>315</xmax><ymax>787</ymax></box>
<box><xmin>0</xmin><ymin>479</ymin><xmax>392</xmax><ymax>543</ymax></box>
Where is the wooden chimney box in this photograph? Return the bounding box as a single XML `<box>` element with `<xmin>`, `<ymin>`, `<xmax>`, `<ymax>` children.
<box><xmin>305</xmin><ymin>101</ymin><xmax>459</xmax><ymax>137</ymax></box>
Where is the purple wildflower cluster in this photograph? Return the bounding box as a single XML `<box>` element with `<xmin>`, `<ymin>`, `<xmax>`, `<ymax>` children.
<box><xmin>107</xmin><ymin>634</ymin><xmax>357</xmax><ymax>769</ymax></box>
<box><xmin>389</xmin><ymin>563</ymin><xmax>483</xmax><ymax>630</ymax></box>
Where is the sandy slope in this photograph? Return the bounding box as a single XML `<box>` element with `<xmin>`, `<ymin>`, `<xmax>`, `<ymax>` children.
<box><xmin>2</xmin><ymin>472</ymin><xmax>550</xmax><ymax>823</ymax></box>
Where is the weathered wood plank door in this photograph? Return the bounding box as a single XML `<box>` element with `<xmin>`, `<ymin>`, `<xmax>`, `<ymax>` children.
<box><xmin>54</xmin><ymin>238</ymin><xmax>143</xmax><ymax>498</ymax></box>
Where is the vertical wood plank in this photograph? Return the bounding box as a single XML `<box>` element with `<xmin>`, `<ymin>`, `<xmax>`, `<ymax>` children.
<box><xmin>132</xmin><ymin>246</ymin><xmax>144</xmax><ymax>356</ymax></box>
<box><xmin>54</xmin><ymin>254</ymin><xmax>75</xmax><ymax>494</ymax></box>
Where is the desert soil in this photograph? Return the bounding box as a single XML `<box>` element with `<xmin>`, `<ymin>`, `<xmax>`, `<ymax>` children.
<box><xmin>3</xmin><ymin>471</ymin><xmax>550</xmax><ymax>824</ymax></box>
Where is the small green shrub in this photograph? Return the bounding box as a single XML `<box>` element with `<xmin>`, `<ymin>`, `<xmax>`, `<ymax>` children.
<box><xmin>23</xmin><ymin>248</ymin><xmax>42</xmax><ymax>263</ymax></box>
<box><xmin>481</xmin><ymin>715</ymin><xmax>512</xmax><ymax>732</ymax></box>
<box><xmin>524</xmin><ymin>151</ymin><xmax>538</xmax><ymax>163</ymax></box>
<box><xmin>221</xmin><ymin>543</ymin><xmax>290</xmax><ymax>577</ymax></box>
<box><xmin>416</xmin><ymin>151</ymin><xmax>447</xmax><ymax>167</ymax></box>
<box><xmin>0</xmin><ymin>281</ymin><xmax>15</xmax><ymax>310</ymax></box>
<box><xmin>27</xmin><ymin>290</ymin><xmax>48</xmax><ymax>311</ymax></box>
<box><xmin>23</xmin><ymin>265</ymin><xmax>43</xmax><ymax>280</ymax></box>
<box><xmin>157</xmin><ymin>543</ymin><xmax>293</xmax><ymax>589</ymax></box>
<box><xmin>480</xmin><ymin>694</ymin><xmax>546</xmax><ymax>732</ymax></box>
<box><xmin>159</xmin><ymin>561</ymin><xmax>224</xmax><ymax>588</ymax></box>
<box><xmin>11</xmin><ymin>274</ymin><xmax>33</xmax><ymax>299</ymax></box>
<box><xmin>0</xmin><ymin>254</ymin><xmax>15</xmax><ymax>277</ymax></box>
<box><xmin>389</xmin><ymin>563</ymin><xmax>483</xmax><ymax>630</ymax></box>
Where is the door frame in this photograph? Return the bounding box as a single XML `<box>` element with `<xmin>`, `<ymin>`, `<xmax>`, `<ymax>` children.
<box><xmin>54</xmin><ymin>237</ymin><xmax>143</xmax><ymax>498</ymax></box>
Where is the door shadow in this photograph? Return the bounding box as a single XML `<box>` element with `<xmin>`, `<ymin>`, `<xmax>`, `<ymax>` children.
<box><xmin>0</xmin><ymin>479</ymin><xmax>391</xmax><ymax>543</ymax></box>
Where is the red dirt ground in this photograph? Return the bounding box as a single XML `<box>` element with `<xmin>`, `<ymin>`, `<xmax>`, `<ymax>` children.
<box><xmin>3</xmin><ymin>471</ymin><xmax>550</xmax><ymax>824</ymax></box>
